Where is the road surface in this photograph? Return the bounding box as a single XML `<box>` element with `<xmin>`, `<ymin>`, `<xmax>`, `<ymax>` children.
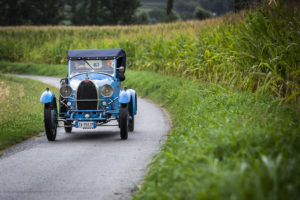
<box><xmin>0</xmin><ymin>75</ymin><xmax>170</xmax><ymax>200</ymax></box>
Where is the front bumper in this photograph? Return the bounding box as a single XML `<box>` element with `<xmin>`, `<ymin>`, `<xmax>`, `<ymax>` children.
<box><xmin>58</xmin><ymin>109</ymin><xmax>119</xmax><ymax>121</ymax></box>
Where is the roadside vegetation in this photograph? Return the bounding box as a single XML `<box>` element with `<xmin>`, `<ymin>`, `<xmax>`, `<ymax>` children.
<box><xmin>127</xmin><ymin>71</ymin><xmax>300</xmax><ymax>200</ymax></box>
<box><xmin>0</xmin><ymin>61</ymin><xmax>66</xmax><ymax>77</ymax></box>
<box><xmin>0</xmin><ymin>74</ymin><xmax>58</xmax><ymax>151</ymax></box>
<box><xmin>0</xmin><ymin>1</ymin><xmax>299</xmax><ymax>199</ymax></box>
<box><xmin>0</xmin><ymin>2</ymin><xmax>299</xmax><ymax>102</ymax></box>
<box><xmin>0</xmin><ymin>62</ymin><xmax>299</xmax><ymax>199</ymax></box>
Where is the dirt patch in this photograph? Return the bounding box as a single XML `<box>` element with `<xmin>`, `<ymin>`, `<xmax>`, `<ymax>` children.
<box><xmin>14</xmin><ymin>83</ymin><xmax>24</xmax><ymax>98</ymax></box>
<box><xmin>0</xmin><ymin>81</ymin><xmax>10</xmax><ymax>103</ymax></box>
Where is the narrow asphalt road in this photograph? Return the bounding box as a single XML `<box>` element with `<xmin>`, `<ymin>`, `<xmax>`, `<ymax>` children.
<box><xmin>0</xmin><ymin>75</ymin><xmax>170</xmax><ymax>200</ymax></box>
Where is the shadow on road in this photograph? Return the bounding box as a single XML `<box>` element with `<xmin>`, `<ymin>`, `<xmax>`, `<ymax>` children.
<box><xmin>55</xmin><ymin>129</ymin><xmax>121</xmax><ymax>143</ymax></box>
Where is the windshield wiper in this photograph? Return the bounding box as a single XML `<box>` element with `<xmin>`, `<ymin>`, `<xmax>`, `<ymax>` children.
<box><xmin>83</xmin><ymin>60</ymin><xmax>94</xmax><ymax>70</ymax></box>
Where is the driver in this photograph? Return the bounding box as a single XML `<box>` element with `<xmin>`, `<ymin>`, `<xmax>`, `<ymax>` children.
<box><xmin>100</xmin><ymin>60</ymin><xmax>114</xmax><ymax>74</ymax></box>
<box><xmin>70</xmin><ymin>60</ymin><xmax>87</xmax><ymax>77</ymax></box>
<box><xmin>75</xmin><ymin>60</ymin><xmax>86</xmax><ymax>70</ymax></box>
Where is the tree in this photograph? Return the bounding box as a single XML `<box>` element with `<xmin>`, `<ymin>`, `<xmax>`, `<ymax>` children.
<box><xmin>199</xmin><ymin>0</ymin><xmax>234</xmax><ymax>15</ymax></box>
<box><xmin>174</xmin><ymin>0</ymin><xmax>198</xmax><ymax>20</ymax></box>
<box><xmin>28</xmin><ymin>0</ymin><xmax>65</xmax><ymax>25</ymax></box>
<box><xmin>70</xmin><ymin>0</ymin><xmax>89</xmax><ymax>25</ymax></box>
<box><xmin>101</xmin><ymin>0</ymin><xmax>140</xmax><ymax>25</ymax></box>
<box><xmin>148</xmin><ymin>8</ymin><xmax>165</xmax><ymax>24</ymax></box>
<box><xmin>0</xmin><ymin>0</ymin><xmax>65</xmax><ymax>25</ymax></box>
<box><xmin>194</xmin><ymin>6</ymin><xmax>212</xmax><ymax>20</ymax></box>
<box><xmin>136</xmin><ymin>12</ymin><xmax>149</xmax><ymax>24</ymax></box>
<box><xmin>166</xmin><ymin>0</ymin><xmax>173</xmax><ymax>16</ymax></box>
<box><xmin>0</xmin><ymin>0</ymin><xmax>28</xmax><ymax>25</ymax></box>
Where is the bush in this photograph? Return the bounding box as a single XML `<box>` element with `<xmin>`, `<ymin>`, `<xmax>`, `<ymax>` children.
<box><xmin>136</xmin><ymin>11</ymin><xmax>149</xmax><ymax>25</ymax></box>
<box><xmin>194</xmin><ymin>6</ymin><xmax>213</xmax><ymax>20</ymax></box>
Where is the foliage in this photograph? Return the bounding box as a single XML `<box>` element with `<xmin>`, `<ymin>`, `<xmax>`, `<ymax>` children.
<box><xmin>166</xmin><ymin>0</ymin><xmax>173</xmax><ymax>16</ymax></box>
<box><xmin>147</xmin><ymin>8</ymin><xmax>166</xmax><ymax>23</ymax></box>
<box><xmin>0</xmin><ymin>0</ymin><xmax>65</xmax><ymax>25</ymax></box>
<box><xmin>124</xmin><ymin>70</ymin><xmax>300</xmax><ymax>200</ymax></box>
<box><xmin>200</xmin><ymin>0</ymin><xmax>234</xmax><ymax>15</ymax></box>
<box><xmin>0</xmin><ymin>0</ymin><xmax>141</xmax><ymax>26</ymax></box>
<box><xmin>100</xmin><ymin>0</ymin><xmax>141</xmax><ymax>25</ymax></box>
<box><xmin>136</xmin><ymin>12</ymin><xmax>150</xmax><ymax>25</ymax></box>
<box><xmin>140</xmin><ymin>0</ymin><xmax>235</xmax><ymax>17</ymax></box>
<box><xmin>0</xmin><ymin>61</ymin><xmax>66</xmax><ymax>77</ymax></box>
<box><xmin>174</xmin><ymin>0</ymin><xmax>199</xmax><ymax>20</ymax></box>
<box><xmin>0</xmin><ymin>4</ymin><xmax>298</xmax><ymax>101</ymax></box>
<box><xmin>0</xmin><ymin>62</ymin><xmax>299</xmax><ymax>199</ymax></box>
<box><xmin>0</xmin><ymin>74</ymin><xmax>58</xmax><ymax>150</ymax></box>
<box><xmin>162</xmin><ymin>11</ymin><xmax>180</xmax><ymax>23</ymax></box>
<box><xmin>194</xmin><ymin>6</ymin><xmax>213</xmax><ymax>20</ymax></box>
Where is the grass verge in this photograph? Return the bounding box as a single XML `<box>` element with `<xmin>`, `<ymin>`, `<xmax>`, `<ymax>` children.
<box><xmin>0</xmin><ymin>73</ymin><xmax>58</xmax><ymax>151</ymax></box>
<box><xmin>125</xmin><ymin>71</ymin><xmax>300</xmax><ymax>200</ymax></box>
<box><xmin>1</xmin><ymin>62</ymin><xmax>299</xmax><ymax>199</ymax></box>
<box><xmin>0</xmin><ymin>61</ymin><xmax>66</xmax><ymax>77</ymax></box>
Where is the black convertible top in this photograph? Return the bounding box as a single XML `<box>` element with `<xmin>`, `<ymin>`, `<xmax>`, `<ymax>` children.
<box><xmin>67</xmin><ymin>48</ymin><xmax>126</xmax><ymax>67</ymax></box>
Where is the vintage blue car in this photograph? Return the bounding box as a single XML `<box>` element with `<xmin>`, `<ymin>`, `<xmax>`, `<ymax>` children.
<box><xmin>40</xmin><ymin>49</ymin><xmax>137</xmax><ymax>141</ymax></box>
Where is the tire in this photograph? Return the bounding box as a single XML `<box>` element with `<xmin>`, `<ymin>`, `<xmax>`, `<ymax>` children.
<box><xmin>44</xmin><ymin>100</ymin><xmax>57</xmax><ymax>141</ymax></box>
<box><xmin>119</xmin><ymin>104</ymin><xmax>128</xmax><ymax>140</ymax></box>
<box><xmin>64</xmin><ymin>122</ymin><xmax>72</xmax><ymax>133</ymax></box>
<box><xmin>128</xmin><ymin>102</ymin><xmax>134</xmax><ymax>132</ymax></box>
<box><xmin>128</xmin><ymin>115</ymin><xmax>134</xmax><ymax>132</ymax></box>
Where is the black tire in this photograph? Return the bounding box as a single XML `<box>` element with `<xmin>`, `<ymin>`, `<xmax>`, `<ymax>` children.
<box><xmin>128</xmin><ymin>115</ymin><xmax>134</xmax><ymax>132</ymax></box>
<box><xmin>44</xmin><ymin>101</ymin><xmax>57</xmax><ymax>141</ymax></box>
<box><xmin>64</xmin><ymin>122</ymin><xmax>72</xmax><ymax>133</ymax></box>
<box><xmin>119</xmin><ymin>104</ymin><xmax>128</xmax><ymax>140</ymax></box>
<box><xmin>128</xmin><ymin>102</ymin><xmax>134</xmax><ymax>132</ymax></box>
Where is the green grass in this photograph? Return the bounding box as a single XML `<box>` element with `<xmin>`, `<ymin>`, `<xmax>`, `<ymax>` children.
<box><xmin>125</xmin><ymin>70</ymin><xmax>300</xmax><ymax>200</ymax></box>
<box><xmin>0</xmin><ymin>61</ymin><xmax>66</xmax><ymax>77</ymax></box>
<box><xmin>0</xmin><ymin>62</ymin><xmax>299</xmax><ymax>199</ymax></box>
<box><xmin>0</xmin><ymin>1</ymin><xmax>299</xmax><ymax>197</ymax></box>
<box><xmin>0</xmin><ymin>74</ymin><xmax>58</xmax><ymax>150</ymax></box>
<box><xmin>0</xmin><ymin>2</ymin><xmax>299</xmax><ymax>101</ymax></box>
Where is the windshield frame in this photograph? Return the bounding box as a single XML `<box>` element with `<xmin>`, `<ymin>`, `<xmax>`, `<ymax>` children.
<box><xmin>68</xmin><ymin>59</ymin><xmax>116</xmax><ymax>79</ymax></box>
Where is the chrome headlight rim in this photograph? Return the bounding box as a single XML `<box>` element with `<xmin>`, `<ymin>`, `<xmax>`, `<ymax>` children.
<box><xmin>59</xmin><ymin>85</ymin><xmax>73</xmax><ymax>98</ymax></box>
<box><xmin>101</xmin><ymin>84</ymin><xmax>114</xmax><ymax>98</ymax></box>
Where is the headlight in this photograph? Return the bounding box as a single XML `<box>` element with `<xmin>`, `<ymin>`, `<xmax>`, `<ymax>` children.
<box><xmin>101</xmin><ymin>84</ymin><xmax>114</xmax><ymax>97</ymax></box>
<box><xmin>60</xmin><ymin>85</ymin><xmax>73</xmax><ymax>98</ymax></box>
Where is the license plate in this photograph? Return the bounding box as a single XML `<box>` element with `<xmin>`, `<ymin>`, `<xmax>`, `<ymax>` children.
<box><xmin>78</xmin><ymin>121</ymin><xmax>95</xmax><ymax>129</ymax></box>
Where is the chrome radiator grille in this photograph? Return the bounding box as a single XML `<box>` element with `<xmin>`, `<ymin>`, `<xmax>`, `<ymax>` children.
<box><xmin>76</xmin><ymin>80</ymin><xmax>98</xmax><ymax>110</ymax></box>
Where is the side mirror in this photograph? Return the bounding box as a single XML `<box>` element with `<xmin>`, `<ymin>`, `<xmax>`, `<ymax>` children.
<box><xmin>117</xmin><ymin>66</ymin><xmax>125</xmax><ymax>73</ymax></box>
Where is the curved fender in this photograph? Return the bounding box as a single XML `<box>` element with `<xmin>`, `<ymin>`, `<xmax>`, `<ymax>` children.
<box><xmin>119</xmin><ymin>90</ymin><xmax>130</xmax><ymax>104</ymax></box>
<box><xmin>40</xmin><ymin>88</ymin><xmax>55</xmax><ymax>104</ymax></box>
<box><xmin>127</xmin><ymin>89</ymin><xmax>137</xmax><ymax>116</ymax></box>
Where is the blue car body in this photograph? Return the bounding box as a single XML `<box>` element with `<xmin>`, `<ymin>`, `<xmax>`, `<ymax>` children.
<box><xmin>40</xmin><ymin>49</ymin><xmax>137</xmax><ymax>134</ymax></box>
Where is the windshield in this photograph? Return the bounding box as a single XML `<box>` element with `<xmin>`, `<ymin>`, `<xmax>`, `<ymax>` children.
<box><xmin>70</xmin><ymin>59</ymin><xmax>115</xmax><ymax>77</ymax></box>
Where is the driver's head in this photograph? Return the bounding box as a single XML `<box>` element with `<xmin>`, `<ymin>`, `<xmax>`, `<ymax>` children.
<box><xmin>107</xmin><ymin>60</ymin><xmax>112</xmax><ymax>66</ymax></box>
<box><xmin>103</xmin><ymin>60</ymin><xmax>112</xmax><ymax>67</ymax></box>
<box><xmin>76</xmin><ymin>60</ymin><xmax>85</xmax><ymax>69</ymax></box>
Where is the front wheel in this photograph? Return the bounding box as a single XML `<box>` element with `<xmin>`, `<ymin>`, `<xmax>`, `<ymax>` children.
<box><xmin>64</xmin><ymin>122</ymin><xmax>72</xmax><ymax>133</ymax></box>
<box><xmin>119</xmin><ymin>104</ymin><xmax>128</xmax><ymax>140</ymax></box>
<box><xmin>44</xmin><ymin>101</ymin><xmax>57</xmax><ymax>141</ymax></box>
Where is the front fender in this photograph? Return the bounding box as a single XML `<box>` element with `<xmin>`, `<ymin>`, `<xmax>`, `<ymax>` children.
<box><xmin>40</xmin><ymin>89</ymin><xmax>55</xmax><ymax>104</ymax></box>
<box><xmin>119</xmin><ymin>89</ymin><xmax>137</xmax><ymax>116</ymax></box>
<box><xmin>128</xmin><ymin>89</ymin><xmax>137</xmax><ymax>116</ymax></box>
<box><xmin>119</xmin><ymin>90</ymin><xmax>130</xmax><ymax>104</ymax></box>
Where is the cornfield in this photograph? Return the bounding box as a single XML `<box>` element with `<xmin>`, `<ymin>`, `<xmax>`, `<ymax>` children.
<box><xmin>0</xmin><ymin>2</ymin><xmax>299</xmax><ymax>102</ymax></box>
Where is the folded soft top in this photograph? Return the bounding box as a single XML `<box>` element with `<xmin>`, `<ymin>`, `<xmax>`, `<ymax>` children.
<box><xmin>67</xmin><ymin>48</ymin><xmax>126</xmax><ymax>67</ymax></box>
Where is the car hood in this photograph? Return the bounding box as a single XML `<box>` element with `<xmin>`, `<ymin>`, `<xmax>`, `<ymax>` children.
<box><xmin>69</xmin><ymin>73</ymin><xmax>114</xmax><ymax>90</ymax></box>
